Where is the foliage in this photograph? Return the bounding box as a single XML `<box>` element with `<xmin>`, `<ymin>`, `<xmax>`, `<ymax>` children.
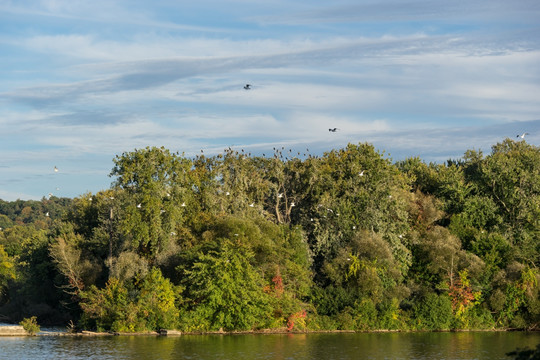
<box><xmin>79</xmin><ymin>268</ymin><xmax>180</xmax><ymax>332</ymax></box>
<box><xmin>413</xmin><ymin>293</ymin><xmax>453</xmax><ymax>330</ymax></box>
<box><xmin>1</xmin><ymin>139</ymin><xmax>539</xmax><ymax>331</ymax></box>
<box><xmin>19</xmin><ymin>316</ymin><xmax>40</xmax><ymax>335</ymax></box>
<box><xmin>180</xmin><ymin>239</ymin><xmax>272</xmax><ymax>331</ymax></box>
<box><xmin>0</xmin><ymin>245</ymin><xmax>16</xmax><ymax>301</ymax></box>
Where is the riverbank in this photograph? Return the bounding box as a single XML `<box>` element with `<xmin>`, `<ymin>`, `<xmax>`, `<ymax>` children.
<box><xmin>31</xmin><ymin>327</ymin><xmax>536</xmax><ymax>337</ymax></box>
<box><xmin>2</xmin><ymin>323</ymin><xmax>534</xmax><ymax>337</ymax></box>
<box><xmin>0</xmin><ymin>325</ymin><xmax>26</xmax><ymax>336</ymax></box>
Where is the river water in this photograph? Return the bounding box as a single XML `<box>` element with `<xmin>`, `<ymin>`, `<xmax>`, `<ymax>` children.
<box><xmin>0</xmin><ymin>331</ymin><xmax>538</xmax><ymax>359</ymax></box>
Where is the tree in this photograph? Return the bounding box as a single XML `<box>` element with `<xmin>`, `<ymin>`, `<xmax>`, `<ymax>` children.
<box><xmin>181</xmin><ymin>238</ymin><xmax>272</xmax><ymax>331</ymax></box>
<box><xmin>110</xmin><ymin>147</ymin><xmax>194</xmax><ymax>259</ymax></box>
<box><xmin>0</xmin><ymin>245</ymin><xmax>15</xmax><ymax>302</ymax></box>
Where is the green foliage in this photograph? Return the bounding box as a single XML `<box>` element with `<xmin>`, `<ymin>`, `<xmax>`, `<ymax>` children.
<box><xmin>353</xmin><ymin>298</ymin><xmax>378</xmax><ymax>330</ymax></box>
<box><xmin>180</xmin><ymin>239</ymin><xmax>272</xmax><ymax>331</ymax></box>
<box><xmin>110</xmin><ymin>146</ymin><xmax>193</xmax><ymax>258</ymax></box>
<box><xmin>414</xmin><ymin>293</ymin><xmax>453</xmax><ymax>330</ymax></box>
<box><xmin>1</xmin><ymin>139</ymin><xmax>539</xmax><ymax>331</ymax></box>
<box><xmin>80</xmin><ymin>268</ymin><xmax>181</xmax><ymax>332</ymax></box>
<box><xmin>19</xmin><ymin>316</ymin><xmax>40</xmax><ymax>335</ymax></box>
<box><xmin>0</xmin><ymin>245</ymin><xmax>16</xmax><ymax>301</ymax></box>
<box><xmin>137</xmin><ymin>268</ymin><xmax>180</xmax><ymax>331</ymax></box>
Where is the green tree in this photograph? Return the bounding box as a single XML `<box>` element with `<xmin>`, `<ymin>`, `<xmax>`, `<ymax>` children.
<box><xmin>0</xmin><ymin>245</ymin><xmax>15</xmax><ymax>302</ymax></box>
<box><xmin>181</xmin><ymin>239</ymin><xmax>272</xmax><ymax>331</ymax></box>
<box><xmin>110</xmin><ymin>147</ymin><xmax>194</xmax><ymax>259</ymax></box>
<box><xmin>137</xmin><ymin>268</ymin><xmax>181</xmax><ymax>331</ymax></box>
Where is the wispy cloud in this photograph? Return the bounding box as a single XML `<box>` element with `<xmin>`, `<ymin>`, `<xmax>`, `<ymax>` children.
<box><xmin>1</xmin><ymin>0</ymin><xmax>539</xmax><ymax>200</ymax></box>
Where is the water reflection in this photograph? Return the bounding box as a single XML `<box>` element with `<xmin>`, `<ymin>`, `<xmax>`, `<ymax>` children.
<box><xmin>0</xmin><ymin>332</ymin><xmax>538</xmax><ymax>360</ymax></box>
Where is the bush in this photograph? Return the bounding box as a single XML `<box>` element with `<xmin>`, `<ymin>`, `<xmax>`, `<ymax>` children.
<box><xmin>20</xmin><ymin>316</ymin><xmax>40</xmax><ymax>335</ymax></box>
<box><xmin>414</xmin><ymin>293</ymin><xmax>453</xmax><ymax>330</ymax></box>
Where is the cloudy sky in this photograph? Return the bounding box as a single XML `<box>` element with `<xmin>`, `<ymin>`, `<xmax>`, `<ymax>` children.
<box><xmin>1</xmin><ymin>0</ymin><xmax>539</xmax><ymax>201</ymax></box>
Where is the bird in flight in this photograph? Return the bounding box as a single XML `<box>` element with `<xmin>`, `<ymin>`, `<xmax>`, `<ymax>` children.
<box><xmin>329</xmin><ymin>128</ymin><xmax>340</xmax><ymax>132</ymax></box>
<box><xmin>54</xmin><ymin>166</ymin><xmax>59</xmax><ymax>172</ymax></box>
<box><xmin>517</xmin><ymin>133</ymin><xmax>529</xmax><ymax>139</ymax></box>
<box><xmin>244</xmin><ymin>84</ymin><xmax>251</xmax><ymax>90</ymax></box>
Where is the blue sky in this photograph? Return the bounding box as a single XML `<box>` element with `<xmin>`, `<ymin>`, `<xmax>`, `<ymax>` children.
<box><xmin>1</xmin><ymin>0</ymin><xmax>539</xmax><ymax>201</ymax></box>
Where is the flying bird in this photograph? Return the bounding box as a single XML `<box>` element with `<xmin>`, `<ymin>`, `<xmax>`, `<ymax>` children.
<box><xmin>329</xmin><ymin>128</ymin><xmax>340</xmax><ymax>132</ymax></box>
<box><xmin>517</xmin><ymin>133</ymin><xmax>529</xmax><ymax>139</ymax></box>
<box><xmin>244</xmin><ymin>84</ymin><xmax>251</xmax><ymax>90</ymax></box>
<box><xmin>54</xmin><ymin>166</ymin><xmax>59</xmax><ymax>172</ymax></box>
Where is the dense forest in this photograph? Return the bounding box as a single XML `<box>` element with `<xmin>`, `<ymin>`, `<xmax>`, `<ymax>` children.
<box><xmin>0</xmin><ymin>139</ymin><xmax>538</xmax><ymax>333</ymax></box>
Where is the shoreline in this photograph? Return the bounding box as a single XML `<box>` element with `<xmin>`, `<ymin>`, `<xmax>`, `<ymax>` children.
<box><xmin>32</xmin><ymin>327</ymin><xmax>536</xmax><ymax>337</ymax></box>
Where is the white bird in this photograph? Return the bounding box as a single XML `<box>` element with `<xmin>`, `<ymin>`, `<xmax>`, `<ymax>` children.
<box><xmin>353</xmin><ymin>226</ymin><xmax>356</xmax><ymax>230</ymax></box>
<box><xmin>359</xmin><ymin>170</ymin><xmax>364</xmax><ymax>176</ymax></box>
<box><xmin>517</xmin><ymin>132</ymin><xmax>529</xmax><ymax>139</ymax></box>
<box><xmin>181</xmin><ymin>202</ymin><xmax>186</xmax><ymax>207</ymax></box>
<box><xmin>137</xmin><ymin>203</ymin><xmax>142</xmax><ymax>208</ymax></box>
<box><xmin>160</xmin><ymin>210</ymin><xmax>166</xmax><ymax>214</ymax></box>
<box><xmin>249</xmin><ymin>203</ymin><xmax>255</xmax><ymax>207</ymax></box>
<box><xmin>54</xmin><ymin>166</ymin><xmax>59</xmax><ymax>172</ymax></box>
<box><xmin>277</xmin><ymin>193</ymin><xmax>283</xmax><ymax>198</ymax></box>
<box><xmin>225</xmin><ymin>192</ymin><xmax>230</xmax><ymax>196</ymax></box>
<box><xmin>290</xmin><ymin>202</ymin><xmax>295</xmax><ymax>207</ymax></box>
<box><xmin>170</xmin><ymin>232</ymin><xmax>176</xmax><ymax>236</ymax></box>
<box><xmin>45</xmin><ymin>212</ymin><xmax>49</xmax><ymax>217</ymax></box>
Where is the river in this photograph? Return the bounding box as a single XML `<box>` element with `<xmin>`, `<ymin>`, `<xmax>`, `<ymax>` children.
<box><xmin>0</xmin><ymin>331</ymin><xmax>538</xmax><ymax>359</ymax></box>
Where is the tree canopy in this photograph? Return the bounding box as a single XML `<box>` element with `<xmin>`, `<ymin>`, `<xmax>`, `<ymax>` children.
<box><xmin>0</xmin><ymin>139</ymin><xmax>538</xmax><ymax>331</ymax></box>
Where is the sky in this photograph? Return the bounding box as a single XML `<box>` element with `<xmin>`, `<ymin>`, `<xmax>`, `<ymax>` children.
<box><xmin>1</xmin><ymin>0</ymin><xmax>539</xmax><ymax>201</ymax></box>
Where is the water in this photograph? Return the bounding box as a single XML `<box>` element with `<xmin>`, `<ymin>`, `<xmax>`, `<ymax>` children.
<box><xmin>0</xmin><ymin>332</ymin><xmax>538</xmax><ymax>360</ymax></box>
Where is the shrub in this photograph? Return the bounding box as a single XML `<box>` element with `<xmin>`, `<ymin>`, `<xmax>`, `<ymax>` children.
<box><xmin>20</xmin><ymin>316</ymin><xmax>40</xmax><ymax>335</ymax></box>
<box><xmin>414</xmin><ymin>293</ymin><xmax>453</xmax><ymax>330</ymax></box>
